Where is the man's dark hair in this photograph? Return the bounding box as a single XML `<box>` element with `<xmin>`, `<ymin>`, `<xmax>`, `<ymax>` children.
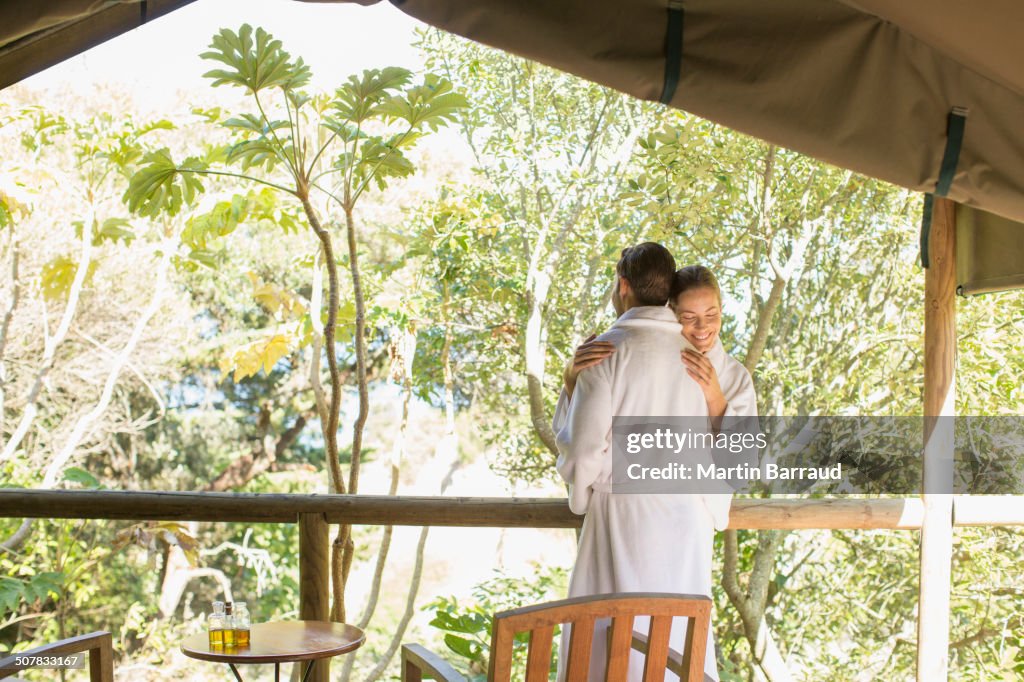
<box><xmin>616</xmin><ymin>242</ymin><xmax>676</xmax><ymax>306</ymax></box>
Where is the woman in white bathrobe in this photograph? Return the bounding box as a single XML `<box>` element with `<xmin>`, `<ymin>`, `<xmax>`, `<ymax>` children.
<box><xmin>553</xmin><ymin>265</ymin><xmax>758</xmax><ymax>682</ymax></box>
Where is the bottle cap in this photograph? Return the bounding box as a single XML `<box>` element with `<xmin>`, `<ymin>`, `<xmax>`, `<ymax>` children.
<box><xmin>235</xmin><ymin>601</ymin><xmax>246</xmax><ymax>608</ymax></box>
<box><xmin>213</xmin><ymin>601</ymin><xmax>225</xmax><ymax>612</ymax></box>
<box><xmin>225</xmin><ymin>602</ymin><xmax>233</xmax><ymax>615</ymax></box>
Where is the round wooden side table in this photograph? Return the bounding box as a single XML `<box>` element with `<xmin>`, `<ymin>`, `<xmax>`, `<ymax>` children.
<box><xmin>181</xmin><ymin>620</ymin><xmax>365</xmax><ymax>681</ymax></box>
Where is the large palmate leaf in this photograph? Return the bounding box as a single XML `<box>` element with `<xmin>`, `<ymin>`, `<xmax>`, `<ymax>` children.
<box><xmin>39</xmin><ymin>255</ymin><xmax>98</xmax><ymax>301</ymax></box>
<box><xmin>320</xmin><ymin>117</ymin><xmax>367</xmax><ymax>145</ymax></box>
<box><xmin>123</xmin><ymin>148</ymin><xmax>207</xmax><ymax>217</ymax></box>
<box><xmin>182</xmin><ymin>188</ymin><xmax>301</xmax><ymax>251</ymax></box>
<box><xmin>226</xmin><ymin>138</ymin><xmax>285</xmax><ymax>173</ymax></box>
<box><xmin>182</xmin><ymin>193</ymin><xmax>252</xmax><ymax>250</ymax></box>
<box><xmin>376</xmin><ymin>74</ymin><xmax>468</xmax><ymax>132</ymax></box>
<box><xmin>201</xmin><ymin>24</ymin><xmax>311</xmax><ymax>94</ymax></box>
<box><xmin>222</xmin><ymin>113</ymin><xmax>290</xmax><ymax>136</ymax></box>
<box><xmin>220</xmin><ymin>114</ymin><xmax>294</xmax><ymax>172</ymax></box>
<box><xmin>351</xmin><ymin>133</ymin><xmax>419</xmax><ymax>192</ymax></box>
<box><xmin>331</xmin><ymin>67</ymin><xmax>413</xmax><ymax>123</ymax></box>
<box><xmin>73</xmin><ymin>216</ymin><xmax>135</xmax><ymax>246</ymax></box>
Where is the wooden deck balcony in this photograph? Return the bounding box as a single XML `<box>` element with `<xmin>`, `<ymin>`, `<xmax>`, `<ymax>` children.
<box><xmin>2</xmin><ymin>489</ymin><xmax>1021</xmax><ymax>680</ymax></box>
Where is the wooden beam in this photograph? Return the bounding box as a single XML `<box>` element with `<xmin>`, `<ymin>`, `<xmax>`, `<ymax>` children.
<box><xmin>1</xmin><ymin>489</ymin><xmax>1022</xmax><ymax>528</ymax></box>
<box><xmin>0</xmin><ymin>489</ymin><xmax>581</xmax><ymax>526</ymax></box>
<box><xmin>299</xmin><ymin>513</ymin><xmax>330</xmax><ymax>682</ymax></box>
<box><xmin>918</xmin><ymin>196</ymin><xmax>957</xmax><ymax>682</ymax></box>
<box><xmin>0</xmin><ymin>0</ymin><xmax>198</xmax><ymax>91</ymax></box>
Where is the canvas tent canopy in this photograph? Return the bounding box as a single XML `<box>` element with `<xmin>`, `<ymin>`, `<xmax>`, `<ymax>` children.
<box><xmin>2</xmin><ymin>0</ymin><xmax>1022</xmax><ymax>293</ymax></box>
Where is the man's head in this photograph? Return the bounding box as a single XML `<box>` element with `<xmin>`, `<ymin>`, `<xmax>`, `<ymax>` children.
<box><xmin>612</xmin><ymin>242</ymin><xmax>676</xmax><ymax>315</ymax></box>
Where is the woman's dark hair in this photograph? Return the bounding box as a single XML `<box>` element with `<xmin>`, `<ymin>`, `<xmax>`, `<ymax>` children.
<box><xmin>616</xmin><ymin>242</ymin><xmax>676</xmax><ymax>306</ymax></box>
<box><xmin>671</xmin><ymin>265</ymin><xmax>721</xmax><ymax>303</ymax></box>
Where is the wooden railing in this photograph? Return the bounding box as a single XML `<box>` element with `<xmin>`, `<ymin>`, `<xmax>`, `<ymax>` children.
<box><xmin>1</xmin><ymin>489</ymin><xmax>1021</xmax><ymax>681</ymax></box>
<box><xmin>2</xmin><ymin>489</ymin><xmax>1023</xmax><ymax>528</ymax></box>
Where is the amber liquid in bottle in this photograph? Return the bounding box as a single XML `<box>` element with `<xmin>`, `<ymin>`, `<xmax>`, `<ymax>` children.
<box><xmin>223</xmin><ymin>603</ymin><xmax>236</xmax><ymax>647</ymax></box>
<box><xmin>235</xmin><ymin>629</ymin><xmax>250</xmax><ymax>647</ymax></box>
<box><xmin>208</xmin><ymin>601</ymin><xmax>227</xmax><ymax>649</ymax></box>
<box><xmin>208</xmin><ymin>628</ymin><xmax>225</xmax><ymax>648</ymax></box>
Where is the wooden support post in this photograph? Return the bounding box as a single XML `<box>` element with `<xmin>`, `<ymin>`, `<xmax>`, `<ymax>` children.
<box><xmin>299</xmin><ymin>512</ymin><xmax>330</xmax><ymax>682</ymax></box>
<box><xmin>917</xmin><ymin>197</ymin><xmax>956</xmax><ymax>681</ymax></box>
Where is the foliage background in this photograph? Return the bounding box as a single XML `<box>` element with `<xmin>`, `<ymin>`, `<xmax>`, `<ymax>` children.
<box><xmin>0</xmin><ymin>17</ymin><xmax>1022</xmax><ymax>682</ymax></box>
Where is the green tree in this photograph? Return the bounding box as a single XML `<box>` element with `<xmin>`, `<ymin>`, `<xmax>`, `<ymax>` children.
<box><xmin>124</xmin><ymin>23</ymin><xmax>467</xmax><ymax>623</ymax></box>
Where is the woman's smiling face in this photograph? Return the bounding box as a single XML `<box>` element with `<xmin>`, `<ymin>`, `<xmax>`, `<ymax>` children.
<box><xmin>672</xmin><ymin>286</ymin><xmax>721</xmax><ymax>352</ymax></box>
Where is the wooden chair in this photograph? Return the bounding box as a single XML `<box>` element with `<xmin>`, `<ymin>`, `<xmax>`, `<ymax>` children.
<box><xmin>402</xmin><ymin>592</ymin><xmax>712</xmax><ymax>682</ymax></box>
<box><xmin>0</xmin><ymin>631</ymin><xmax>114</xmax><ymax>681</ymax></box>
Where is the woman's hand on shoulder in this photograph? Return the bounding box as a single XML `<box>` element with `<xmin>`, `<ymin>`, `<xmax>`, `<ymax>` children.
<box><xmin>564</xmin><ymin>334</ymin><xmax>616</xmax><ymax>395</ymax></box>
<box><xmin>682</xmin><ymin>348</ymin><xmax>727</xmax><ymax>418</ymax></box>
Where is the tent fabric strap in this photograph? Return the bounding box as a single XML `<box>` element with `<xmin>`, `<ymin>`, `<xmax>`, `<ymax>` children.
<box><xmin>920</xmin><ymin>107</ymin><xmax>968</xmax><ymax>268</ymax></box>
<box><xmin>658</xmin><ymin>0</ymin><xmax>684</xmax><ymax>104</ymax></box>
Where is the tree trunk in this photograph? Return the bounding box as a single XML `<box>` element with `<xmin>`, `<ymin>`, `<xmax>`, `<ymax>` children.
<box><xmin>39</xmin><ymin>244</ymin><xmax>171</xmax><ymax>487</ymax></box>
<box><xmin>332</xmin><ymin>201</ymin><xmax>369</xmax><ymax>624</ymax></box>
<box><xmin>299</xmin><ymin>194</ymin><xmax>345</xmax><ymax>496</ymax></box>
<box><xmin>0</xmin><ymin>231</ymin><xmax>21</xmax><ymax>450</ymax></box>
<box><xmin>339</xmin><ymin>323</ymin><xmax>418</xmax><ymax>682</ymax></box>
<box><xmin>298</xmin><ymin>191</ymin><xmax>350</xmax><ymax>625</ymax></box>
<box><xmin>2</xmin><ymin>208</ymin><xmax>94</xmax><ymax>463</ymax></box>
<box><xmin>722</xmin><ymin>529</ymin><xmax>794</xmax><ymax>681</ymax></box>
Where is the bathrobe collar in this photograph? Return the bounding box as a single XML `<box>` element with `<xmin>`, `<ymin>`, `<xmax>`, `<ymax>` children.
<box><xmin>612</xmin><ymin>306</ymin><xmax>728</xmax><ymax>373</ymax></box>
<box><xmin>611</xmin><ymin>305</ymin><xmax>679</xmax><ymax>328</ymax></box>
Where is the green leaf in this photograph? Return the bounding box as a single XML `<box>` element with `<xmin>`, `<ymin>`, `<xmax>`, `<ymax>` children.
<box><xmin>0</xmin><ymin>579</ymin><xmax>23</xmax><ymax>614</ymax></box>
<box><xmin>223</xmin><ymin>113</ymin><xmax>290</xmax><ymax>136</ymax></box>
<box><xmin>225</xmin><ymin>138</ymin><xmax>283</xmax><ymax>172</ymax></box>
<box><xmin>137</xmin><ymin>119</ymin><xmax>176</xmax><ymax>136</ymax></box>
<box><xmin>123</xmin><ymin>148</ymin><xmax>206</xmax><ymax>217</ymax></box>
<box><xmin>0</xmin><ymin>573</ymin><xmax>63</xmax><ymax>615</ymax></box>
<box><xmin>39</xmin><ymin>255</ymin><xmax>95</xmax><ymax>301</ymax></box>
<box><xmin>201</xmin><ymin>24</ymin><xmax>311</xmax><ymax>93</ymax></box>
<box><xmin>187</xmin><ymin>248</ymin><xmax>220</xmax><ymax>269</ymax></box>
<box><xmin>331</xmin><ymin>67</ymin><xmax>413</xmax><ymax>123</ymax></box>
<box><xmin>320</xmin><ymin>117</ymin><xmax>366</xmax><ymax>144</ymax></box>
<box><xmin>94</xmin><ymin>217</ymin><xmax>135</xmax><ymax>246</ymax></box>
<box><xmin>63</xmin><ymin>467</ymin><xmax>102</xmax><ymax>489</ymax></box>
<box><xmin>379</xmin><ymin>74</ymin><xmax>468</xmax><ymax>132</ymax></box>
<box><xmin>353</xmin><ymin>134</ymin><xmax>416</xmax><ymax>191</ymax></box>
<box><xmin>443</xmin><ymin>633</ymin><xmax>482</xmax><ymax>661</ymax></box>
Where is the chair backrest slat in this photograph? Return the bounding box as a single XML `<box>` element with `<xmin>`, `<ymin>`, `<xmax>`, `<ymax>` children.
<box><xmin>683</xmin><ymin>610</ymin><xmax>710</xmax><ymax>682</ymax></box>
<box><xmin>604</xmin><ymin>614</ymin><xmax>634</xmax><ymax>682</ymax></box>
<box><xmin>641</xmin><ymin>616</ymin><xmax>672</xmax><ymax>682</ymax></box>
<box><xmin>565</xmin><ymin>616</ymin><xmax>595</xmax><ymax>681</ymax></box>
<box><xmin>525</xmin><ymin>624</ymin><xmax>554</xmax><ymax>682</ymax></box>
<box><xmin>489</xmin><ymin>592</ymin><xmax>711</xmax><ymax>681</ymax></box>
<box><xmin>487</xmin><ymin>620</ymin><xmax>515</xmax><ymax>682</ymax></box>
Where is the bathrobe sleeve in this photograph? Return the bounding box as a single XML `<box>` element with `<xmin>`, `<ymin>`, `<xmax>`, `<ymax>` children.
<box><xmin>552</xmin><ymin>386</ymin><xmax>570</xmax><ymax>435</ymax></box>
<box><xmin>722</xmin><ymin>361</ymin><xmax>758</xmax><ymax>419</ymax></box>
<box><xmin>705</xmin><ymin>357</ymin><xmax>760</xmax><ymax>530</ymax></box>
<box><xmin>555</xmin><ymin>361</ymin><xmax>613</xmax><ymax>516</ymax></box>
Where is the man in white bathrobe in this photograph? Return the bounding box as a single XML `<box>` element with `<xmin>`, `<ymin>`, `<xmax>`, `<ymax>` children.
<box><xmin>553</xmin><ymin>242</ymin><xmax>722</xmax><ymax>682</ymax></box>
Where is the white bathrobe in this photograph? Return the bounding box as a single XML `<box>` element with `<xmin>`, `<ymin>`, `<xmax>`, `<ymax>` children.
<box><xmin>552</xmin><ymin>306</ymin><xmax>757</xmax><ymax>682</ymax></box>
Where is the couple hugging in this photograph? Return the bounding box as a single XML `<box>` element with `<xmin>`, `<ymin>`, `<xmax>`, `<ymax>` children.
<box><xmin>552</xmin><ymin>242</ymin><xmax>758</xmax><ymax>682</ymax></box>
